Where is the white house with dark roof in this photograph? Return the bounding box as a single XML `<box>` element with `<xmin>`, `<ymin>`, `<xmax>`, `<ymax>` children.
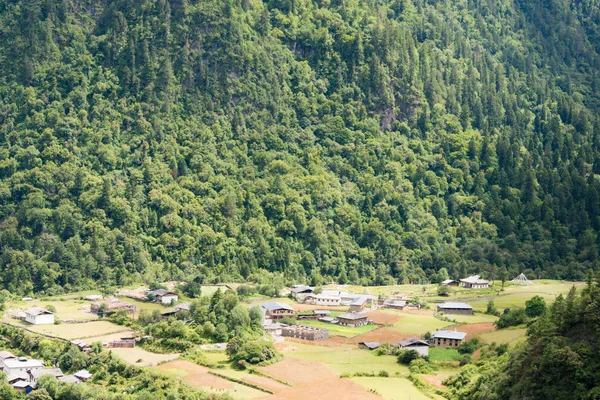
<box><xmin>431</xmin><ymin>330</ymin><xmax>467</xmax><ymax>348</ymax></box>
<box><xmin>460</xmin><ymin>275</ymin><xmax>489</xmax><ymax>289</ymax></box>
<box><xmin>261</xmin><ymin>301</ymin><xmax>294</xmax><ymax>321</ymax></box>
<box><xmin>146</xmin><ymin>289</ymin><xmax>179</xmax><ymax>304</ymax></box>
<box><xmin>24</xmin><ymin>308</ymin><xmax>54</xmax><ymax>325</ymax></box>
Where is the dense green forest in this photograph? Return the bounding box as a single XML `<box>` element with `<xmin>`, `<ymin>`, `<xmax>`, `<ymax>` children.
<box><xmin>444</xmin><ymin>280</ymin><xmax>600</xmax><ymax>399</ymax></box>
<box><xmin>2</xmin><ymin>0</ymin><xmax>600</xmax><ymax>294</ymax></box>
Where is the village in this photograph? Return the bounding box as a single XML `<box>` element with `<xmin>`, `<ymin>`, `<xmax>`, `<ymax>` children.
<box><xmin>0</xmin><ymin>275</ymin><xmax>581</xmax><ymax>399</ymax></box>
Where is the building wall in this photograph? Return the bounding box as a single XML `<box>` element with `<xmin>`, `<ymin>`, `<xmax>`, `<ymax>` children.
<box><xmin>432</xmin><ymin>338</ymin><xmax>462</xmax><ymax>348</ymax></box>
<box><xmin>337</xmin><ymin>318</ymin><xmax>368</xmax><ymax>327</ymax></box>
<box><xmin>315</xmin><ymin>297</ymin><xmax>341</xmax><ymax>306</ymax></box>
<box><xmin>26</xmin><ymin>314</ymin><xmax>54</xmax><ymax>325</ymax></box>
<box><xmin>437</xmin><ymin>307</ymin><xmax>473</xmax><ymax>315</ymax></box>
<box><xmin>160</xmin><ymin>295</ymin><xmax>178</xmax><ymax>304</ymax></box>
<box><xmin>349</xmin><ymin>303</ymin><xmax>365</xmax><ymax>312</ymax></box>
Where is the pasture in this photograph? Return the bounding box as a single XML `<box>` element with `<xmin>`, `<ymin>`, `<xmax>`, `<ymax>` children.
<box><xmin>385</xmin><ymin>311</ymin><xmax>449</xmax><ymax>335</ymax></box>
<box><xmin>480</xmin><ymin>328</ymin><xmax>528</xmax><ymax>345</ymax></box>
<box><xmin>27</xmin><ymin>320</ymin><xmax>130</xmax><ymax>340</ymax></box>
<box><xmin>351</xmin><ymin>377</ymin><xmax>436</xmax><ymax>400</ymax></box>
<box><xmin>278</xmin><ymin>342</ymin><xmax>409</xmax><ymax>375</ymax></box>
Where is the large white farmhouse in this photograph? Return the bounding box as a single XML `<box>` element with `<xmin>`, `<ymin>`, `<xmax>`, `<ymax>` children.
<box><xmin>24</xmin><ymin>307</ymin><xmax>55</xmax><ymax>325</ymax></box>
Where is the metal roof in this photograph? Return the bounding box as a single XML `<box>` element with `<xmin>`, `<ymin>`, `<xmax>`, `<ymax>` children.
<box><xmin>147</xmin><ymin>289</ymin><xmax>177</xmax><ymax>297</ymax></box>
<box><xmin>437</xmin><ymin>302</ymin><xmax>472</xmax><ymax>309</ymax></box>
<box><xmin>397</xmin><ymin>338</ymin><xmax>430</xmax><ymax>347</ymax></box>
<box><xmin>4</xmin><ymin>358</ymin><xmax>45</xmax><ymax>369</ymax></box>
<box><xmin>261</xmin><ymin>301</ymin><xmax>294</xmax><ymax>311</ymax></box>
<box><xmin>25</xmin><ymin>307</ymin><xmax>53</xmax><ymax>316</ymax></box>
<box><xmin>359</xmin><ymin>341</ymin><xmax>381</xmax><ymax>349</ymax></box>
<box><xmin>31</xmin><ymin>368</ymin><xmax>64</xmax><ymax>379</ymax></box>
<box><xmin>337</xmin><ymin>312</ymin><xmax>368</xmax><ymax>320</ymax></box>
<box><xmin>0</xmin><ymin>351</ymin><xmax>15</xmax><ymax>360</ymax></box>
<box><xmin>432</xmin><ymin>330</ymin><xmax>467</xmax><ymax>340</ymax></box>
<box><xmin>349</xmin><ymin>295</ymin><xmax>369</xmax><ymax>306</ymax></box>
<box><xmin>460</xmin><ymin>275</ymin><xmax>489</xmax><ymax>284</ymax></box>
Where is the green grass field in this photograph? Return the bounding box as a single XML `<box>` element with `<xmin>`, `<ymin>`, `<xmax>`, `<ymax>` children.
<box><xmin>299</xmin><ymin>320</ymin><xmax>378</xmax><ymax>337</ymax></box>
<box><xmin>283</xmin><ymin>342</ymin><xmax>410</xmax><ymax>375</ymax></box>
<box><xmin>27</xmin><ymin>320</ymin><xmax>130</xmax><ymax>340</ymax></box>
<box><xmin>480</xmin><ymin>328</ymin><xmax>527</xmax><ymax>345</ymax></box>
<box><xmin>384</xmin><ymin>311</ymin><xmax>449</xmax><ymax>335</ymax></box>
<box><xmin>428</xmin><ymin>348</ymin><xmax>462</xmax><ymax>362</ymax></box>
<box><xmin>351</xmin><ymin>377</ymin><xmax>434</xmax><ymax>400</ymax></box>
<box><xmin>440</xmin><ymin>313</ymin><xmax>499</xmax><ymax>324</ymax></box>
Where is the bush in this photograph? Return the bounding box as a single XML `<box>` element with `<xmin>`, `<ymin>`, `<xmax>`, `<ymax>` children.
<box><xmin>525</xmin><ymin>295</ymin><xmax>547</xmax><ymax>318</ymax></box>
<box><xmin>457</xmin><ymin>338</ymin><xmax>482</xmax><ymax>354</ymax></box>
<box><xmin>486</xmin><ymin>300</ymin><xmax>500</xmax><ymax>316</ymax></box>
<box><xmin>227</xmin><ymin>338</ymin><xmax>278</xmax><ymax>367</ymax></box>
<box><xmin>409</xmin><ymin>358</ymin><xmax>436</xmax><ymax>374</ymax></box>
<box><xmin>459</xmin><ymin>355</ymin><xmax>471</xmax><ymax>366</ymax></box>
<box><xmin>496</xmin><ymin>308</ymin><xmax>527</xmax><ymax>328</ymax></box>
<box><xmin>397</xmin><ymin>350</ymin><xmax>420</xmax><ymax>365</ymax></box>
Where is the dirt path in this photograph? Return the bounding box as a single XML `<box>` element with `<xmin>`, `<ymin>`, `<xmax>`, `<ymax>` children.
<box><xmin>257</xmin><ymin>358</ymin><xmax>380</xmax><ymax>400</ymax></box>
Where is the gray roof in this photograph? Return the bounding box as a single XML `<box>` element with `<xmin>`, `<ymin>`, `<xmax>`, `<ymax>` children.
<box><xmin>261</xmin><ymin>301</ymin><xmax>294</xmax><ymax>311</ymax></box>
<box><xmin>6</xmin><ymin>372</ymin><xmax>28</xmax><ymax>383</ymax></box>
<box><xmin>319</xmin><ymin>316</ymin><xmax>336</xmax><ymax>323</ymax></box>
<box><xmin>291</xmin><ymin>285</ymin><xmax>314</xmax><ymax>293</ymax></box>
<box><xmin>25</xmin><ymin>307</ymin><xmax>53</xmax><ymax>316</ymax></box>
<box><xmin>3</xmin><ymin>358</ymin><xmax>44</xmax><ymax>369</ymax></box>
<box><xmin>460</xmin><ymin>275</ymin><xmax>489</xmax><ymax>284</ymax></box>
<box><xmin>437</xmin><ymin>302</ymin><xmax>472</xmax><ymax>309</ymax></box>
<box><xmin>398</xmin><ymin>338</ymin><xmax>430</xmax><ymax>347</ymax></box>
<box><xmin>74</xmin><ymin>370</ymin><xmax>92</xmax><ymax>379</ymax></box>
<box><xmin>147</xmin><ymin>289</ymin><xmax>177</xmax><ymax>297</ymax></box>
<box><xmin>59</xmin><ymin>375</ymin><xmax>81</xmax><ymax>383</ymax></box>
<box><xmin>12</xmin><ymin>381</ymin><xmax>34</xmax><ymax>389</ymax></box>
<box><xmin>0</xmin><ymin>351</ymin><xmax>16</xmax><ymax>360</ymax></box>
<box><xmin>176</xmin><ymin>302</ymin><xmax>191</xmax><ymax>311</ymax></box>
<box><xmin>31</xmin><ymin>368</ymin><xmax>64</xmax><ymax>379</ymax></box>
<box><xmin>384</xmin><ymin>299</ymin><xmax>407</xmax><ymax>306</ymax></box>
<box><xmin>432</xmin><ymin>330</ymin><xmax>467</xmax><ymax>340</ymax></box>
<box><xmin>359</xmin><ymin>341</ymin><xmax>380</xmax><ymax>349</ymax></box>
<box><xmin>337</xmin><ymin>312</ymin><xmax>367</xmax><ymax>320</ymax></box>
<box><xmin>349</xmin><ymin>295</ymin><xmax>369</xmax><ymax>306</ymax></box>
<box><xmin>313</xmin><ymin>309</ymin><xmax>330</xmax><ymax>315</ymax></box>
<box><xmin>441</xmin><ymin>279</ymin><xmax>458</xmax><ymax>285</ymax></box>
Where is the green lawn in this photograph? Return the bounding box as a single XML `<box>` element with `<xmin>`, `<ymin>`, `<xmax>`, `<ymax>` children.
<box><xmin>428</xmin><ymin>348</ymin><xmax>461</xmax><ymax>362</ymax></box>
<box><xmin>384</xmin><ymin>311</ymin><xmax>449</xmax><ymax>335</ymax></box>
<box><xmin>441</xmin><ymin>313</ymin><xmax>499</xmax><ymax>324</ymax></box>
<box><xmin>480</xmin><ymin>328</ymin><xmax>527</xmax><ymax>345</ymax></box>
<box><xmin>299</xmin><ymin>320</ymin><xmax>378</xmax><ymax>337</ymax></box>
<box><xmin>283</xmin><ymin>342</ymin><xmax>410</xmax><ymax>375</ymax></box>
<box><xmin>351</xmin><ymin>377</ymin><xmax>434</xmax><ymax>400</ymax></box>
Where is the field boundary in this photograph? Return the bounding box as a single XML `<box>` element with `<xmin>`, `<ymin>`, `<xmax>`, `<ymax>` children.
<box><xmin>207</xmin><ymin>370</ymin><xmax>274</xmax><ymax>394</ymax></box>
<box><xmin>0</xmin><ymin>321</ymin><xmax>69</xmax><ymax>343</ymax></box>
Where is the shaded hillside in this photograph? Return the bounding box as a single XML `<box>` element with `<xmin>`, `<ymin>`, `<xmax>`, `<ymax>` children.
<box><xmin>1</xmin><ymin>0</ymin><xmax>600</xmax><ymax>294</ymax></box>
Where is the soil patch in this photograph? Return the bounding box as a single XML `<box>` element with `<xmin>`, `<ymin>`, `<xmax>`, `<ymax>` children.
<box><xmin>460</xmin><ymin>322</ymin><xmax>496</xmax><ymax>339</ymax></box>
<box><xmin>366</xmin><ymin>310</ymin><xmax>402</xmax><ymax>324</ymax></box>
<box><xmin>257</xmin><ymin>358</ymin><xmax>380</xmax><ymax>400</ymax></box>
<box><xmin>422</xmin><ymin>374</ymin><xmax>447</xmax><ymax>389</ymax></box>
<box><xmin>155</xmin><ymin>360</ymin><xmax>233</xmax><ymax>389</ymax></box>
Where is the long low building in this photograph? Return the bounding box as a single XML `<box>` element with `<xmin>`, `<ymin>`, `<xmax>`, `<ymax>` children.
<box><xmin>437</xmin><ymin>302</ymin><xmax>473</xmax><ymax>315</ymax></box>
<box><xmin>460</xmin><ymin>275</ymin><xmax>489</xmax><ymax>289</ymax></box>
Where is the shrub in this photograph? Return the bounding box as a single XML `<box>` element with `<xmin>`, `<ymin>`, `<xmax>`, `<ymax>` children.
<box><xmin>457</xmin><ymin>338</ymin><xmax>482</xmax><ymax>354</ymax></box>
<box><xmin>496</xmin><ymin>308</ymin><xmax>527</xmax><ymax>328</ymax></box>
<box><xmin>397</xmin><ymin>350</ymin><xmax>420</xmax><ymax>365</ymax></box>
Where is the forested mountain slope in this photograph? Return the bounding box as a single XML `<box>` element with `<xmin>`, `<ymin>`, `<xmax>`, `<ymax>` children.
<box><xmin>1</xmin><ymin>0</ymin><xmax>600</xmax><ymax>294</ymax></box>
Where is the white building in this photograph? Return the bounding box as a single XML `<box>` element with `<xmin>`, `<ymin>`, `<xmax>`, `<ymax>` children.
<box><xmin>146</xmin><ymin>289</ymin><xmax>179</xmax><ymax>305</ymax></box>
<box><xmin>2</xmin><ymin>357</ymin><xmax>44</xmax><ymax>376</ymax></box>
<box><xmin>459</xmin><ymin>275</ymin><xmax>489</xmax><ymax>289</ymax></box>
<box><xmin>24</xmin><ymin>308</ymin><xmax>54</xmax><ymax>325</ymax></box>
<box><xmin>314</xmin><ymin>294</ymin><xmax>341</xmax><ymax>306</ymax></box>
